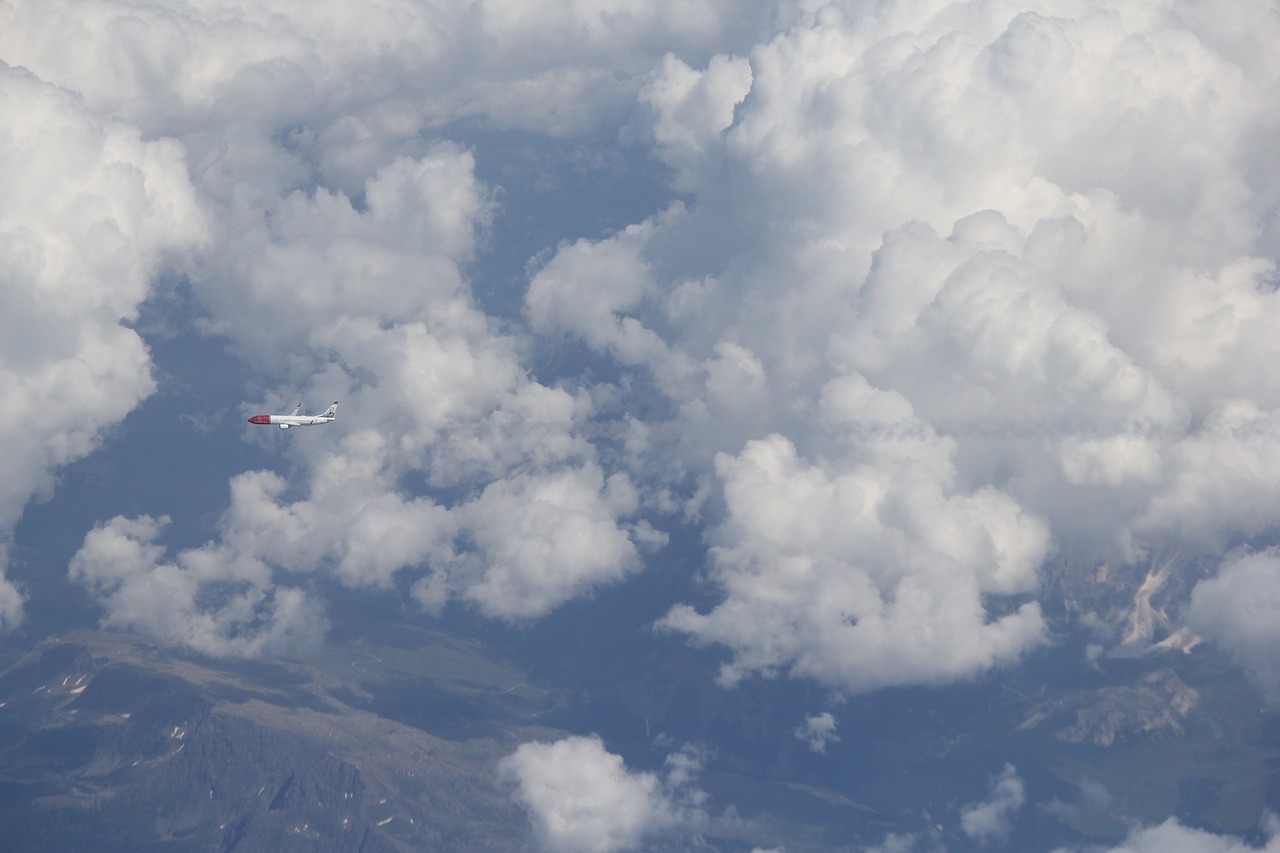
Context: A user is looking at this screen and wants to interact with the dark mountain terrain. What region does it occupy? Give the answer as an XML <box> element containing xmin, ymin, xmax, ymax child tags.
<box><xmin>0</xmin><ymin>628</ymin><xmax>546</xmax><ymax>853</ymax></box>
<box><xmin>3</xmin><ymin>558</ymin><xmax>1280</xmax><ymax>852</ymax></box>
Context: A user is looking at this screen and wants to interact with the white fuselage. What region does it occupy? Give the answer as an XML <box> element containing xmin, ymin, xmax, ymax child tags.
<box><xmin>247</xmin><ymin>402</ymin><xmax>338</xmax><ymax>429</ymax></box>
<box><xmin>265</xmin><ymin>415</ymin><xmax>332</xmax><ymax>429</ymax></box>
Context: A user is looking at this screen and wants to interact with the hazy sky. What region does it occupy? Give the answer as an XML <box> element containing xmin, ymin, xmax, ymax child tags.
<box><xmin>3</xmin><ymin>1</ymin><xmax>1280</xmax><ymax>850</ymax></box>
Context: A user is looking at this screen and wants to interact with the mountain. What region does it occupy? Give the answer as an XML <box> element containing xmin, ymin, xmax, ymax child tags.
<box><xmin>3</xmin><ymin>563</ymin><xmax>1280</xmax><ymax>853</ymax></box>
<box><xmin>0</xmin><ymin>628</ymin><xmax>546</xmax><ymax>853</ymax></box>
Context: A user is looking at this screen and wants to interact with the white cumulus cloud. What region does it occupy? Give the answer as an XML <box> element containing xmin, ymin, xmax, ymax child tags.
<box><xmin>1186</xmin><ymin>551</ymin><xmax>1280</xmax><ymax>702</ymax></box>
<box><xmin>4</xmin><ymin>0</ymin><xmax>1279</xmax><ymax>695</ymax></box>
<box><xmin>69</xmin><ymin>515</ymin><xmax>326</xmax><ymax>658</ymax></box>
<box><xmin>1053</xmin><ymin>817</ymin><xmax>1280</xmax><ymax>853</ymax></box>
<box><xmin>959</xmin><ymin>764</ymin><xmax>1026</xmax><ymax>843</ymax></box>
<box><xmin>51</xmin><ymin>108</ymin><xmax>645</xmax><ymax>652</ymax></box>
<box><xmin>0</xmin><ymin>62</ymin><xmax>205</xmax><ymax>631</ymax></box>
<box><xmin>795</xmin><ymin>711</ymin><xmax>840</xmax><ymax>753</ymax></box>
<box><xmin>498</xmin><ymin>735</ymin><xmax>706</xmax><ymax>853</ymax></box>
<box><xmin>659</xmin><ymin>431</ymin><xmax>1049</xmax><ymax>692</ymax></box>
<box><xmin>526</xmin><ymin>0</ymin><xmax>1280</xmax><ymax>694</ymax></box>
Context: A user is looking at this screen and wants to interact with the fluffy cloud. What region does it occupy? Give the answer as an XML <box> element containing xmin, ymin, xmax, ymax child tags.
<box><xmin>5</xmin><ymin>1</ymin><xmax>1279</xmax><ymax>848</ymax></box>
<box><xmin>660</xmin><ymin>432</ymin><xmax>1049</xmax><ymax>692</ymax></box>
<box><xmin>858</xmin><ymin>767</ymin><xmax>1027</xmax><ymax>851</ymax></box>
<box><xmin>69</xmin><ymin>515</ymin><xmax>325</xmax><ymax>658</ymax></box>
<box><xmin>6</xmin><ymin>0</ymin><xmax>1280</xmax><ymax>693</ymax></box>
<box><xmin>71</xmin><ymin>438</ymin><xmax>645</xmax><ymax>656</ymax></box>
<box><xmin>196</xmin><ymin>144</ymin><xmax>496</xmax><ymax>368</ymax></box>
<box><xmin>0</xmin><ymin>62</ymin><xmax>205</xmax><ymax>631</ymax></box>
<box><xmin>46</xmin><ymin>99</ymin><xmax>645</xmax><ymax>651</ymax></box>
<box><xmin>444</xmin><ymin>464</ymin><xmax>644</xmax><ymax>619</ymax></box>
<box><xmin>1186</xmin><ymin>551</ymin><xmax>1280</xmax><ymax>702</ymax></box>
<box><xmin>1053</xmin><ymin>817</ymin><xmax>1280</xmax><ymax>853</ymax></box>
<box><xmin>497</xmin><ymin>735</ymin><xmax>706</xmax><ymax>853</ymax></box>
<box><xmin>959</xmin><ymin>764</ymin><xmax>1026</xmax><ymax>843</ymax></box>
<box><xmin>525</xmin><ymin>0</ymin><xmax>1280</xmax><ymax>693</ymax></box>
<box><xmin>193</xmin><ymin>148</ymin><xmax>646</xmax><ymax>633</ymax></box>
<box><xmin>795</xmin><ymin>711</ymin><xmax>840</xmax><ymax>753</ymax></box>
<box><xmin>861</xmin><ymin>835</ymin><xmax>925</xmax><ymax>853</ymax></box>
<box><xmin>0</xmin><ymin>0</ymin><xmax>789</xmax><ymax>150</ymax></box>
<box><xmin>13</xmin><ymin>3</ymin><xmax>723</xmax><ymax>653</ymax></box>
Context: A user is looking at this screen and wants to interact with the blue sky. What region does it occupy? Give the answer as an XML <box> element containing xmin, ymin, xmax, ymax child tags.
<box><xmin>3</xmin><ymin>1</ymin><xmax>1280</xmax><ymax>850</ymax></box>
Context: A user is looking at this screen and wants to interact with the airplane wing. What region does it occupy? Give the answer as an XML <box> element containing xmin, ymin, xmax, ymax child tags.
<box><xmin>290</xmin><ymin>403</ymin><xmax>302</xmax><ymax>416</ymax></box>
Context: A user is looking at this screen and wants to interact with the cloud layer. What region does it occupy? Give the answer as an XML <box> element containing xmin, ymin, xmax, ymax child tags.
<box><xmin>3</xmin><ymin>4</ymin><xmax>1280</xmax><ymax>852</ymax></box>
<box><xmin>0</xmin><ymin>61</ymin><xmax>205</xmax><ymax>629</ymax></box>
<box><xmin>0</xmin><ymin>0</ymin><xmax>1276</xmax><ymax>709</ymax></box>
<box><xmin>0</xmin><ymin>0</ymin><xmax>793</xmax><ymax>655</ymax></box>
<box><xmin>527</xmin><ymin>0</ymin><xmax>1280</xmax><ymax>692</ymax></box>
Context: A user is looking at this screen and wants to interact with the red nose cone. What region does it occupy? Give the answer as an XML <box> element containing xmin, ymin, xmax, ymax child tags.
<box><xmin>248</xmin><ymin>415</ymin><xmax>271</xmax><ymax>425</ymax></box>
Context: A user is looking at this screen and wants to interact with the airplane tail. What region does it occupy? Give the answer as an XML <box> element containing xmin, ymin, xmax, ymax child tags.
<box><xmin>320</xmin><ymin>401</ymin><xmax>339</xmax><ymax>419</ymax></box>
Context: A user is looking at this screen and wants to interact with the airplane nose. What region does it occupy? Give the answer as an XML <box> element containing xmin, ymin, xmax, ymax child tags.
<box><xmin>248</xmin><ymin>415</ymin><xmax>270</xmax><ymax>425</ymax></box>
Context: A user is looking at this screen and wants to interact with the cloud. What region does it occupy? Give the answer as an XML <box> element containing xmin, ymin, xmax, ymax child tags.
<box><xmin>795</xmin><ymin>711</ymin><xmax>840</xmax><ymax>753</ymax></box>
<box><xmin>659</xmin><ymin>431</ymin><xmax>1049</xmax><ymax>693</ymax></box>
<box><xmin>70</xmin><ymin>439</ymin><xmax>644</xmax><ymax>655</ymax></box>
<box><xmin>638</xmin><ymin>51</ymin><xmax>753</xmax><ymax>187</ymax></box>
<box><xmin>129</xmin><ymin>77</ymin><xmax>652</xmax><ymax>650</ymax></box>
<box><xmin>0</xmin><ymin>62</ymin><xmax>205</xmax><ymax>631</ymax></box>
<box><xmin>196</xmin><ymin>144</ymin><xmax>496</xmax><ymax>367</ymax></box>
<box><xmin>5</xmin><ymin>0</ymin><xmax>1278</xmax><ymax>694</ymax></box>
<box><xmin>861</xmin><ymin>835</ymin><xmax>927</xmax><ymax>853</ymax></box>
<box><xmin>0</xmin><ymin>0</ymin><xmax>789</xmax><ymax>148</ymax></box>
<box><xmin>444</xmin><ymin>464</ymin><xmax>643</xmax><ymax>619</ymax></box>
<box><xmin>526</xmin><ymin>0</ymin><xmax>1280</xmax><ymax>693</ymax></box>
<box><xmin>4</xmin><ymin>0</ymin><xmax>1278</xmax><ymax>846</ymax></box>
<box><xmin>57</xmin><ymin>119</ymin><xmax>644</xmax><ymax>651</ymax></box>
<box><xmin>959</xmin><ymin>764</ymin><xmax>1026</xmax><ymax>843</ymax></box>
<box><xmin>497</xmin><ymin>735</ymin><xmax>706</xmax><ymax>853</ymax></box>
<box><xmin>69</xmin><ymin>515</ymin><xmax>326</xmax><ymax>658</ymax></box>
<box><xmin>1186</xmin><ymin>551</ymin><xmax>1280</xmax><ymax>702</ymax></box>
<box><xmin>1053</xmin><ymin>817</ymin><xmax>1280</xmax><ymax>853</ymax></box>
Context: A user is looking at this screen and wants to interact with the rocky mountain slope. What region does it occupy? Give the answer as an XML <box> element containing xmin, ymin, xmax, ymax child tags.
<box><xmin>0</xmin><ymin>630</ymin><xmax>546</xmax><ymax>853</ymax></box>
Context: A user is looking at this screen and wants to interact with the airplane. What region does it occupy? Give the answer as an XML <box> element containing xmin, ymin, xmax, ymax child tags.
<box><xmin>247</xmin><ymin>401</ymin><xmax>338</xmax><ymax>429</ymax></box>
